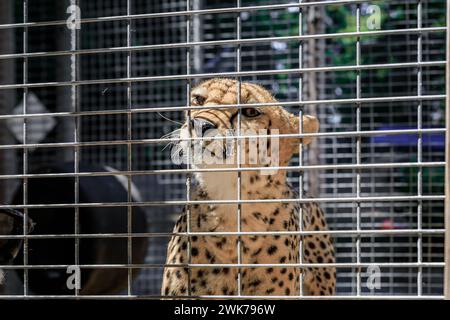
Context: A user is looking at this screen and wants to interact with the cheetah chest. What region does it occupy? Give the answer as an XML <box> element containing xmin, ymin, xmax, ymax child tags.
<box><xmin>164</xmin><ymin>200</ymin><xmax>302</xmax><ymax>296</ymax></box>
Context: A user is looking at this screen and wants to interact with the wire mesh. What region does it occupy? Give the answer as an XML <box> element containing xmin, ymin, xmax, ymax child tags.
<box><xmin>0</xmin><ymin>0</ymin><xmax>447</xmax><ymax>299</ymax></box>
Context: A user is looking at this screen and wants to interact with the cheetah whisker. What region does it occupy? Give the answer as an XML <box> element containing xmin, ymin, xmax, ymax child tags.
<box><xmin>161</xmin><ymin>129</ymin><xmax>182</xmax><ymax>151</ymax></box>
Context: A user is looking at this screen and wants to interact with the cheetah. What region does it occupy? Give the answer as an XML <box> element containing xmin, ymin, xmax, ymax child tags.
<box><xmin>162</xmin><ymin>78</ymin><xmax>336</xmax><ymax>297</ymax></box>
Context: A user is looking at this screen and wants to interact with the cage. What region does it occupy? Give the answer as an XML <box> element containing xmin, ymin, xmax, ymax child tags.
<box><xmin>0</xmin><ymin>0</ymin><xmax>448</xmax><ymax>299</ymax></box>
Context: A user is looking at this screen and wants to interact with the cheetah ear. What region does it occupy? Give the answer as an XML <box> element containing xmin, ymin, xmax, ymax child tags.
<box><xmin>289</xmin><ymin>114</ymin><xmax>319</xmax><ymax>146</ymax></box>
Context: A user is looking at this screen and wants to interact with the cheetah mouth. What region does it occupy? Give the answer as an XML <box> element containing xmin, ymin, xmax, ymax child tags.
<box><xmin>187</xmin><ymin>143</ymin><xmax>231</xmax><ymax>164</ymax></box>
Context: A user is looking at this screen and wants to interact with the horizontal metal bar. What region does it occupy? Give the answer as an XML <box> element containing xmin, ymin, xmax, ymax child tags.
<box><xmin>0</xmin><ymin>61</ymin><xmax>445</xmax><ymax>91</ymax></box>
<box><xmin>0</xmin><ymin>162</ymin><xmax>444</xmax><ymax>181</ymax></box>
<box><xmin>0</xmin><ymin>128</ymin><xmax>445</xmax><ymax>151</ymax></box>
<box><xmin>0</xmin><ymin>295</ymin><xmax>444</xmax><ymax>300</ymax></box>
<box><xmin>0</xmin><ymin>228</ymin><xmax>445</xmax><ymax>240</ymax></box>
<box><xmin>0</xmin><ymin>95</ymin><xmax>445</xmax><ymax>121</ymax></box>
<box><xmin>0</xmin><ymin>27</ymin><xmax>445</xmax><ymax>61</ymax></box>
<box><xmin>0</xmin><ymin>196</ymin><xmax>445</xmax><ymax>210</ymax></box>
<box><xmin>0</xmin><ymin>0</ymin><xmax>368</xmax><ymax>30</ymax></box>
<box><xmin>1</xmin><ymin>228</ymin><xmax>445</xmax><ymax>238</ymax></box>
<box><xmin>0</xmin><ymin>262</ymin><xmax>444</xmax><ymax>269</ymax></box>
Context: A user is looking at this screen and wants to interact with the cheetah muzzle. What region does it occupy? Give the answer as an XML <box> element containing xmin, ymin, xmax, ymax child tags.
<box><xmin>162</xmin><ymin>78</ymin><xmax>336</xmax><ymax>297</ymax></box>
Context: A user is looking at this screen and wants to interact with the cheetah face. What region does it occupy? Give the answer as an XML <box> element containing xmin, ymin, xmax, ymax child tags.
<box><xmin>171</xmin><ymin>78</ymin><xmax>319</xmax><ymax>170</ymax></box>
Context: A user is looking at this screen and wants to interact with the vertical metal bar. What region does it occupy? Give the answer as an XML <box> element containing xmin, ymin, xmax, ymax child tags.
<box><xmin>22</xmin><ymin>0</ymin><xmax>29</xmax><ymax>297</ymax></box>
<box><xmin>186</xmin><ymin>0</ymin><xmax>193</xmax><ymax>297</ymax></box>
<box><xmin>70</xmin><ymin>0</ymin><xmax>80</xmax><ymax>297</ymax></box>
<box><xmin>0</xmin><ymin>2</ymin><xmax>17</xmax><ymax>206</ymax></box>
<box><xmin>126</xmin><ymin>0</ymin><xmax>133</xmax><ymax>296</ymax></box>
<box><xmin>444</xmin><ymin>0</ymin><xmax>450</xmax><ymax>301</ymax></box>
<box><xmin>355</xmin><ymin>3</ymin><xmax>362</xmax><ymax>296</ymax></box>
<box><xmin>416</xmin><ymin>0</ymin><xmax>423</xmax><ymax>297</ymax></box>
<box><xmin>236</xmin><ymin>0</ymin><xmax>242</xmax><ymax>297</ymax></box>
<box><xmin>298</xmin><ymin>0</ymin><xmax>304</xmax><ymax>297</ymax></box>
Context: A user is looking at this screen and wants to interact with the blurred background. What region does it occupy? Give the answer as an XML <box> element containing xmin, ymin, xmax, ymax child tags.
<box><xmin>0</xmin><ymin>0</ymin><xmax>446</xmax><ymax>296</ymax></box>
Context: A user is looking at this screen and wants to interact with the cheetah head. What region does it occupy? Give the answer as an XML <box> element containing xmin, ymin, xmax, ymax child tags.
<box><xmin>170</xmin><ymin>78</ymin><xmax>319</xmax><ymax>171</ymax></box>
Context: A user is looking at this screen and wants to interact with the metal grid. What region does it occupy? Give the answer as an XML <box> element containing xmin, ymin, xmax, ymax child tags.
<box><xmin>0</xmin><ymin>0</ymin><xmax>448</xmax><ymax>299</ymax></box>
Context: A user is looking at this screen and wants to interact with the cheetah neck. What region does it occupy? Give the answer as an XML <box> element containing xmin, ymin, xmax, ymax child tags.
<box><xmin>195</xmin><ymin>170</ymin><xmax>288</xmax><ymax>201</ymax></box>
<box><xmin>192</xmin><ymin>169</ymin><xmax>292</xmax><ymax>232</ymax></box>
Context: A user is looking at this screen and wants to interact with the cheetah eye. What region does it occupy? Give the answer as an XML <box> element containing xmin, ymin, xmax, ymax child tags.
<box><xmin>242</xmin><ymin>108</ymin><xmax>261</xmax><ymax>118</ymax></box>
<box><xmin>192</xmin><ymin>95</ymin><xmax>206</xmax><ymax>106</ymax></box>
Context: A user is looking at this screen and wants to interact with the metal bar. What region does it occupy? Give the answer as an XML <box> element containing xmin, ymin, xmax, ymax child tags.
<box><xmin>0</xmin><ymin>295</ymin><xmax>444</xmax><ymax>300</ymax></box>
<box><xmin>0</xmin><ymin>162</ymin><xmax>445</xmax><ymax>181</ymax></box>
<box><xmin>0</xmin><ymin>27</ymin><xmax>445</xmax><ymax>61</ymax></box>
<box><xmin>21</xmin><ymin>0</ymin><xmax>29</xmax><ymax>297</ymax></box>
<box><xmin>355</xmin><ymin>3</ymin><xmax>362</xmax><ymax>296</ymax></box>
<box><xmin>236</xmin><ymin>0</ymin><xmax>242</xmax><ymax>297</ymax></box>
<box><xmin>70</xmin><ymin>0</ymin><xmax>81</xmax><ymax>298</ymax></box>
<box><xmin>0</xmin><ymin>0</ymin><xmax>390</xmax><ymax>30</ymax></box>
<box><xmin>0</xmin><ymin>228</ymin><xmax>445</xmax><ymax>240</ymax></box>
<box><xmin>417</xmin><ymin>0</ymin><xmax>423</xmax><ymax>297</ymax></box>
<box><xmin>297</xmin><ymin>0</ymin><xmax>304</xmax><ymax>297</ymax></box>
<box><xmin>0</xmin><ymin>94</ymin><xmax>445</xmax><ymax>120</ymax></box>
<box><xmin>126</xmin><ymin>0</ymin><xmax>133</xmax><ymax>297</ymax></box>
<box><xmin>0</xmin><ymin>195</ymin><xmax>444</xmax><ymax>210</ymax></box>
<box><xmin>0</xmin><ymin>262</ymin><xmax>445</xmax><ymax>270</ymax></box>
<box><xmin>444</xmin><ymin>0</ymin><xmax>450</xmax><ymax>301</ymax></box>
<box><xmin>0</xmin><ymin>61</ymin><xmax>445</xmax><ymax>91</ymax></box>
<box><xmin>185</xmin><ymin>0</ymin><xmax>193</xmax><ymax>297</ymax></box>
<box><xmin>0</xmin><ymin>128</ymin><xmax>445</xmax><ymax>151</ymax></box>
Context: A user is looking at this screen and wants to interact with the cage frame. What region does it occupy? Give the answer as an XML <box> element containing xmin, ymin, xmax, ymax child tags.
<box><xmin>0</xmin><ymin>0</ymin><xmax>447</xmax><ymax>300</ymax></box>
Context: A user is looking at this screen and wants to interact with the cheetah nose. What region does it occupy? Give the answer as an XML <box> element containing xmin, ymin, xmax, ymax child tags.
<box><xmin>191</xmin><ymin>118</ymin><xmax>217</xmax><ymax>136</ymax></box>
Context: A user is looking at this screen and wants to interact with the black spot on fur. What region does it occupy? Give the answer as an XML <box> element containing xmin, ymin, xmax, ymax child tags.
<box><xmin>249</xmin><ymin>279</ymin><xmax>262</xmax><ymax>287</ymax></box>
<box><xmin>252</xmin><ymin>248</ymin><xmax>262</xmax><ymax>257</ymax></box>
<box><xmin>267</xmin><ymin>245</ymin><xmax>278</xmax><ymax>255</ymax></box>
